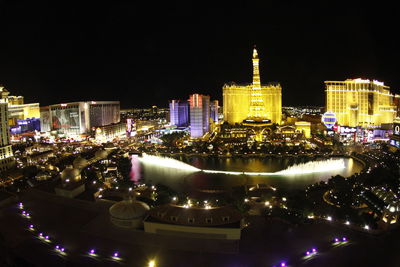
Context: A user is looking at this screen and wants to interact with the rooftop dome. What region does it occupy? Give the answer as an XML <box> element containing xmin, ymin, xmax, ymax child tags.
<box><xmin>60</xmin><ymin>165</ymin><xmax>81</xmax><ymax>182</ymax></box>
<box><xmin>109</xmin><ymin>199</ymin><xmax>150</xmax><ymax>221</ymax></box>
<box><xmin>73</xmin><ymin>156</ymin><xmax>88</xmax><ymax>169</ymax></box>
<box><xmin>95</xmin><ymin>149</ymin><xmax>108</xmax><ymax>159</ymax></box>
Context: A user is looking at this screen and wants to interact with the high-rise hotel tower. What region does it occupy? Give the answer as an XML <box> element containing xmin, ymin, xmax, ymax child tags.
<box><xmin>169</xmin><ymin>100</ymin><xmax>189</xmax><ymax>127</ymax></box>
<box><xmin>223</xmin><ymin>47</ymin><xmax>282</xmax><ymax>125</ymax></box>
<box><xmin>0</xmin><ymin>87</ymin><xmax>14</xmax><ymax>171</ymax></box>
<box><xmin>189</xmin><ymin>94</ymin><xmax>210</xmax><ymax>138</ymax></box>
<box><xmin>325</xmin><ymin>79</ymin><xmax>397</xmax><ymax>127</ymax></box>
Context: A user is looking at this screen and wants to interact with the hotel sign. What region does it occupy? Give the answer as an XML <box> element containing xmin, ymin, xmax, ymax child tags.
<box><xmin>339</xmin><ymin>126</ymin><xmax>357</xmax><ymax>134</ymax></box>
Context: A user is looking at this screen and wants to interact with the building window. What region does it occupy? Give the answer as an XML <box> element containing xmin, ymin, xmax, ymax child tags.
<box><xmin>222</xmin><ymin>216</ymin><xmax>230</xmax><ymax>222</ymax></box>
<box><xmin>170</xmin><ymin>216</ymin><xmax>178</xmax><ymax>222</ymax></box>
<box><xmin>188</xmin><ymin>218</ymin><xmax>195</xmax><ymax>223</ymax></box>
<box><xmin>205</xmin><ymin>218</ymin><xmax>213</xmax><ymax>223</ymax></box>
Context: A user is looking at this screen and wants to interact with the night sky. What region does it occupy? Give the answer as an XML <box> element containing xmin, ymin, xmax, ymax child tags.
<box><xmin>0</xmin><ymin>2</ymin><xmax>399</xmax><ymax>108</ymax></box>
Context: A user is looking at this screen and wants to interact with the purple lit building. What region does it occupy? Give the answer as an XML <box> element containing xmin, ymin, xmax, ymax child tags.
<box><xmin>210</xmin><ymin>100</ymin><xmax>219</xmax><ymax>123</ymax></box>
<box><xmin>169</xmin><ymin>100</ymin><xmax>189</xmax><ymax>127</ymax></box>
<box><xmin>10</xmin><ymin>118</ymin><xmax>40</xmax><ymax>134</ymax></box>
<box><xmin>189</xmin><ymin>94</ymin><xmax>210</xmax><ymax>138</ymax></box>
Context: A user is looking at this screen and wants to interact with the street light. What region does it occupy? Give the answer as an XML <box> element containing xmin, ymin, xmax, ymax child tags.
<box><xmin>148</xmin><ymin>259</ymin><xmax>156</xmax><ymax>267</ymax></box>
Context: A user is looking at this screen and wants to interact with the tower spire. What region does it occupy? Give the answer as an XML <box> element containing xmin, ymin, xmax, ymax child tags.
<box><xmin>252</xmin><ymin>46</ymin><xmax>260</xmax><ymax>87</ymax></box>
<box><xmin>248</xmin><ymin>46</ymin><xmax>265</xmax><ymax>118</ymax></box>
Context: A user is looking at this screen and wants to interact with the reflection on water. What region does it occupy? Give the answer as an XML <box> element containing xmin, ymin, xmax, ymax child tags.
<box><xmin>137</xmin><ymin>155</ymin><xmax>364</xmax><ymax>192</ymax></box>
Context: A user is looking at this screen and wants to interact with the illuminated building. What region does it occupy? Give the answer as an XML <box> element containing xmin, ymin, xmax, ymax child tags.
<box><xmin>151</xmin><ymin>105</ymin><xmax>158</xmax><ymax>114</ymax></box>
<box><xmin>10</xmin><ymin>118</ymin><xmax>41</xmax><ymax>135</ymax></box>
<box><xmin>189</xmin><ymin>94</ymin><xmax>210</xmax><ymax>138</ymax></box>
<box><xmin>283</xmin><ymin>106</ymin><xmax>323</xmax><ymax>117</ymax></box>
<box><xmin>223</xmin><ymin>47</ymin><xmax>282</xmax><ymax>125</ymax></box>
<box><xmin>210</xmin><ymin>100</ymin><xmax>219</xmax><ymax>123</ymax></box>
<box><xmin>95</xmin><ymin>122</ymin><xmax>126</xmax><ymax>142</ymax></box>
<box><xmin>361</xmin><ymin>187</ymin><xmax>400</xmax><ymax>229</ymax></box>
<box><xmin>27</xmin><ymin>150</ymin><xmax>54</xmax><ymax>166</ymax></box>
<box><xmin>295</xmin><ymin>121</ymin><xmax>311</xmax><ymax>138</ymax></box>
<box><xmin>6</xmin><ymin>95</ymin><xmax>24</xmax><ymax>105</ymax></box>
<box><xmin>126</xmin><ymin>118</ymin><xmax>136</xmax><ymax>137</ymax></box>
<box><xmin>0</xmin><ymin>98</ymin><xmax>14</xmax><ymax>171</ymax></box>
<box><xmin>40</xmin><ymin>101</ymin><xmax>120</xmax><ymax>137</ymax></box>
<box><xmin>219</xmin><ymin>124</ymin><xmax>249</xmax><ymax>144</ymax></box>
<box><xmin>7</xmin><ymin>103</ymin><xmax>40</xmax><ymax>121</ymax></box>
<box><xmin>169</xmin><ymin>100</ymin><xmax>189</xmax><ymax>127</ymax></box>
<box><xmin>389</xmin><ymin>118</ymin><xmax>400</xmax><ymax>150</ymax></box>
<box><xmin>0</xmin><ymin>85</ymin><xmax>40</xmax><ymax>133</ymax></box>
<box><xmin>325</xmin><ymin>79</ymin><xmax>397</xmax><ymax>127</ymax></box>
<box><xmin>395</xmin><ymin>95</ymin><xmax>400</xmax><ymax>118</ymax></box>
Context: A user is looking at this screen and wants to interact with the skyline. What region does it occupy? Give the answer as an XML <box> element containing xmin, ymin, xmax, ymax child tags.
<box><xmin>0</xmin><ymin>2</ymin><xmax>399</xmax><ymax>108</ymax></box>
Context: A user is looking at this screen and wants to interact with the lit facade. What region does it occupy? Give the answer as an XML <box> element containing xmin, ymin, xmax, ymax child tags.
<box><xmin>169</xmin><ymin>100</ymin><xmax>189</xmax><ymax>127</ymax></box>
<box><xmin>390</xmin><ymin>118</ymin><xmax>400</xmax><ymax>150</ymax></box>
<box><xmin>295</xmin><ymin>121</ymin><xmax>311</xmax><ymax>138</ymax></box>
<box><xmin>0</xmin><ymin>100</ymin><xmax>14</xmax><ymax>171</ymax></box>
<box><xmin>0</xmin><ymin>86</ymin><xmax>40</xmax><ymax>133</ymax></box>
<box><xmin>7</xmin><ymin>103</ymin><xmax>40</xmax><ymax>122</ymax></box>
<box><xmin>223</xmin><ymin>48</ymin><xmax>282</xmax><ymax>125</ymax></box>
<box><xmin>10</xmin><ymin>118</ymin><xmax>40</xmax><ymax>134</ymax></box>
<box><xmin>325</xmin><ymin>79</ymin><xmax>397</xmax><ymax>127</ymax></box>
<box><xmin>40</xmin><ymin>101</ymin><xmax>120</xmax><ymax>136</ymax></box>
<box><xmin>7</xmin><ymin>96</ymin><xmax>24</xmax><ymax>105</ymax></box>
<box><xmin>210</xmin><ymin>100</ymin><xmax>219</xmax><ymax>123</ymax></box>
<box><xmin>95</xmin><ymin>122</ymin><xmax>126</xmax><ymax>142</ymax></box>
<box><xmin>189</xmin><ymin>94</ymin><xmax>210</xmax><ymax>138</ymax></box>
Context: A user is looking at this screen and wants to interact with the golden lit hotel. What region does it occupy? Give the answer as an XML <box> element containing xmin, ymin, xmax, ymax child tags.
<box><xmin>223</xmin><ymin>48</ymin><xmax>282</xmax><ymax>125</ymax></box>
<box><xmin>325</xmin><ymin>79</ymin><xmax>397</xmax><ymax>127</ymax></box>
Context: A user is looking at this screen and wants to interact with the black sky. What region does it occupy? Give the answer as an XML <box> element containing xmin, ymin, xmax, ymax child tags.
<box><xmin>0</xmin><ymin>2</ymin><xmax>399</xmax><ymax>108</ymax></box>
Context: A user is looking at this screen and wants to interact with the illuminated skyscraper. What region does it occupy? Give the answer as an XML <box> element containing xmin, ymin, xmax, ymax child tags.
<box><xmin>169</xmin><ymin>100</ymin><xmax>189</xmax><ymax>127</ymax></box>
<box><xmin>0</xmin><ymin>87</ymin><xmax>14</xmax><ymax>171</ymax></box>
<box><xmin>210</xmin><ymin>100</ymin><xmax>219</xmax><ymax>123</ymax></box>
<box><xmin>325</xmin><ymin>79</ymin><xmax>397</xmax><ymax>127</ymax></box>
<box><xmin>0</xmin><ymin>85</ymin><xmax>40</xmax><ymax>134</ymax></box>
<box><xmin>189</xmin><ymin>94</ymin><xmax>210</xmax><ymax>138</ymax></box>
<box><xmin>223</xmin><ymin>47</ymin><xmax>282</xmax><ymax>125</ymax></box>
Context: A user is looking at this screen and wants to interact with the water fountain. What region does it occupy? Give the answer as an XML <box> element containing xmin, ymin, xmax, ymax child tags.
<box><xmin>138</xmin><ymin>155</ymin><xmax>346</xmax><ymax>176</ymax></box>
<box><xmin>134</xmin><ymin>154</ymin><xmax>360</xmax><ymax>191</ymax></box>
